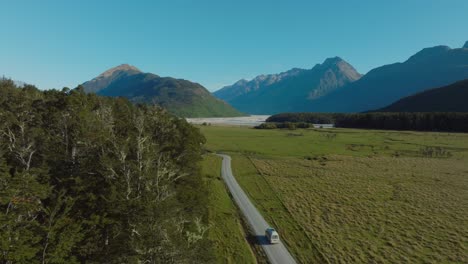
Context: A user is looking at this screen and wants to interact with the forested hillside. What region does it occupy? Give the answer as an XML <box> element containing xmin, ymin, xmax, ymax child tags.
<box><xmin>377</xmin><ymin>79</ymin><xmax>468</xmax><ymax>112</ymax></box>
<box><xmin>82</xmin><ymin>64</ymin><xmax>243</xmax><ymax>118</ymax></box>
<box><xmin>0</xmin><ymin>79</ymin><xmax>213</xmax><ymax>263</ymax></box>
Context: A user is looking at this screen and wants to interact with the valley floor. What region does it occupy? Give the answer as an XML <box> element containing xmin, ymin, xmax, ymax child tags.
<box><xmin>201</xmin><ymin>126</ymin><xmax>468</xmax><ymax>263</ymax></box>
<box><xmin>187</xmin><ymin>115</ymin><xmax>270</xmax><ymax>127</ymax></box>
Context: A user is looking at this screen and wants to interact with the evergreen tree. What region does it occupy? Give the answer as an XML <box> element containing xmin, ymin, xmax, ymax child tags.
<box><xmin>0</xmin><ymin>79</ymin><xmax>214</xmax><ymax>263</ymax></box>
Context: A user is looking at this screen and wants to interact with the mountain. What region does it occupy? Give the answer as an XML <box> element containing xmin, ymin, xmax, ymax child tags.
<box><xmin>82</xmin><ymin>64</ymin><xmax>243</xmax><ymax>117</ymax></box>
<box><xmin>214</xmin><ymin>68</ymin><xmax>305</xmax><ymax>102</ymax></box>
<box><xmin>82</xmin><ymin>64</ymin><xmax>141</xmax><ymax>94</ymax></box>
<box><xmin>214</xmin><ymin>57</ymin><xmax>361</xmax><ymax>114</ymax></box>
<box><xmin>308</xmin><ymin>42</ymin><xmax>468</xmax><ymax>112</ymax></box>
<box><xmin>376</xmin><ymin>79</ymin><xmax>468</xmax><ymax>112</ymax></box>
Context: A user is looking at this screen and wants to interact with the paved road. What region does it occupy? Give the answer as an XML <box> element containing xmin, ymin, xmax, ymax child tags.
<box><xmin>217</xmin><ymin>154</ymin><xmax>297</xmax><ymax>264</ymax></box>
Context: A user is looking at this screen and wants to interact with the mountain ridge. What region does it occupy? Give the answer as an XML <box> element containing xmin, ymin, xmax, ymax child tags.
<box><xmin>82</xmin><ymin>65</ymin><xmax>243</xmax><ymax>117</ymax></box>
<box><xmin>214</xmin><ymin>57</ymin><xmax>361</xmax><ymax>114</ymax></box>
<box><xmin>98</xmin><ymin>64</ymin><xmax>142</xmax><ymax>78</ymax></box>
<box><xmin>215</xmin><ymin>67</ymin><xmax>306</xmax><ymax>102</ymax></box>
<box><xmin>376</xmin><ymin>79</ymin><xmax>468</xmax><ymax>112</ymax></box>
<box><xmin>307</xmin><ymin>43</ymin><xmax>468</xmax><ymax>113</ymax></box>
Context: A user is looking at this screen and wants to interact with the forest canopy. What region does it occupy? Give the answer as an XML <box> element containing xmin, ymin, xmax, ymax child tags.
<box><xmin>0</xmin><ymin>79</ymin><xmax>213</xmax><ymax>263</ymax></box>
<box><xmin>265</xmin><ymin>112</ymin><xmax>468</xmax><ymax>132</ymax></box>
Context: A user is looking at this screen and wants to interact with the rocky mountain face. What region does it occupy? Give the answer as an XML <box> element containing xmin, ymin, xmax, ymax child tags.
<box><xmin>214</xmin><ymin>57</ymin><xmax>361</xmax><ymax>114</ymax></box>
<box><xmin>82</xmin><ymin>64</ymin><xmax>243</xmax><ymax>117</ymax></box>
<box><xmin>308</xmin><ymin>43</ymin><xmax>468</xmax><ymax>112</ymax></box>
<box><xmin>214</xmin><ymin>68</ymin><xmax>305</xmax><ymax>102</ymax></box>
<box><xmin>215</xmin><ymin>41</ymin><xmax>468</xmax><ymax>114</ymax></box>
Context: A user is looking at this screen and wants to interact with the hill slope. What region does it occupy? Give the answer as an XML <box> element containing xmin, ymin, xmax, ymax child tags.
<box><xmin>214</xmin><ymin>57</ymin><xmax>361</xmax><ymax>114</ymax></box>
<box><xmin>309</xmin><ymin>42</ymin><xmax>468</xmax><ymax>112</ymax></box>
<box><xmin>376</xmin><ymin>79</ymin><xmax>468</xmax><ymax>112</ymax></box>
<box><xmin>82</xmin><ymin>64</ymin><xmax>243</xmax><ymax>117</ymax></box>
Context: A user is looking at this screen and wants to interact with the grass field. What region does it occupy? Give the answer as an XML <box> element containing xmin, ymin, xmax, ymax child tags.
<box><xmin>201</xmin><ymin>155</ymin><xmax>256</xmax><ymax>264</ymax></box>
<box><xmin>200</xmin><ymin>126</ymin><xmax>468</xmax><ymax>263</ymax></box>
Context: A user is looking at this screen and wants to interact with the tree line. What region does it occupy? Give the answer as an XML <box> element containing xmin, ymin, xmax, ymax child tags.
<box><xmin>266</xmin><ymin>113</ymin><xmax>335</xmax><ymax>124</ymax></box>
<box><xmin>0</xmin><ymin>79</ymin><xmax>214</xmax><ymax>263</ymax></box>
<box><xmin>264</xmin><ymin>112</ymin><xmax>468</xmax><ymax>132</ymax></box>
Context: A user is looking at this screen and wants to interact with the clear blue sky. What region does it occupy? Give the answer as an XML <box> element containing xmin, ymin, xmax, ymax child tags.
<box><xmin>1</xmin><ymin>0</ymin><xmax>467</xmax><ymax>91</ymax></box>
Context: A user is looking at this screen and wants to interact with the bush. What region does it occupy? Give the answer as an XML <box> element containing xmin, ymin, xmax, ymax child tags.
<box><xmin>297</xmin><ymin>122</ymin><xmax>311</xmax><ymax>128</ymax></box>
<box><xmin>266</xmin><ymin>112</ymin><xmax>335</xmax><ymax>123</ymax></box>
<box><xmin>419</xmin><ymin>146</ymin><xmax>452</xmax><ymax>158</ymax></box>
<box><xmin>254</xmin><ymin>123</ymin><xmax>277</xmax><ymax>129</ymax></box>
<box><xmin>284</xmin><ymin>122</ymin><xmax>297</xmax><ymax>130</ymax></box>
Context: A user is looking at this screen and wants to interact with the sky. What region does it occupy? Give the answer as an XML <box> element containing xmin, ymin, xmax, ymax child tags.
<box><xmin>1</xmin><ymin>0</ymin><xmax>467</xmax><ymax>91</ymax></box>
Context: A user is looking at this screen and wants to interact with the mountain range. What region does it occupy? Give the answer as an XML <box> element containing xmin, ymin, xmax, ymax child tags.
<box><xmin>82</xmin><ymin>64</ymin><xmax>243</xmax><ymax>117</ymax></box>
<box><xmin>308</xmin><ymin>44</ymin><xmax>468</xmax><ymax>112</ymax></box>
<box><xmin>376</xmin><ymin>79</ymin><xmax>468</xmax><ymax>112</ymax></box>
<box><xmin>214</xmin><ymin>57</ymin><xmax>361</xmax><ymax>114</ymax></box>
<box><xmin>215</xmin><ymin>41</ymin><xmax>468</xmax><ymax>114</ymax></box>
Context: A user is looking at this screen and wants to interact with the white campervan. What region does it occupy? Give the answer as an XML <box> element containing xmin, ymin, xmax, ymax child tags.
<box><xmin>265</xmin><ymin>227</ymin><xmax>280</xmax><ymax>244</ymax></box>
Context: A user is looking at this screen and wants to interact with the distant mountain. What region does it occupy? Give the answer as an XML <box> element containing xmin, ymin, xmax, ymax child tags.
<box><xmin>82</xmin><ymin>64</ymin><xmax>141</xmax><ymax>94</ymax></box>
<box><xmin>82</xmin><ymin>64</ymin><xmax>243</xmax><ymax>117</ymax></box>
<box><xmin>376</xmin><ymin>79</ymin><xmax>468</xmax><ymax>112</ymax></box>
<box><xmin>214</xmin><ymin>57</ymin><xmax>361</xmax><ymax>114</ymax></box>
<box><xmin>308</xmin><ymin>42</ymin><xmax>468</xmax><ymax>112</ymax></box>
<box><xmin>214</xmin><ymin>68</ymin><xmax>305</xmax><ymax>102</ymax></box>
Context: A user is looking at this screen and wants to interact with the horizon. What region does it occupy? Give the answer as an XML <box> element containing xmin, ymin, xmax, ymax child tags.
<box><xmin>1</xmin><ymin>0</ymin><xmax>467</xmax><ymax>91</ymax></box>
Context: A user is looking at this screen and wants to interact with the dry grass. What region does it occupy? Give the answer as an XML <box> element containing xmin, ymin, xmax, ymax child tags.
<box><xmin>252</xmin><ymin>156</ymin><xmax>468</xmax><ymax>263</ymax></box>
<box><xmin>200</xmin><ymin>126</ymin><xmax>468</xmax><ymax>263</ymax></box>
<box><xmin>201</xmin><ymin>155</ymin><xmax>256</xmax><ymax>264</ymax></box>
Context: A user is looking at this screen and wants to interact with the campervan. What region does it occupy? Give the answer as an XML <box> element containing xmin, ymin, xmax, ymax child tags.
<box><xmin>265</xmin><ymin>227</ymin><xmax>280</xmax><ymax>244</ymax></box>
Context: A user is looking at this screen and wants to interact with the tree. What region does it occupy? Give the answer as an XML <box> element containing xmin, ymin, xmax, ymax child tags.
<box><xmin>0</xmin><ymin>79</ymin><xmax>214</xmax><ymax>263</ymax></box>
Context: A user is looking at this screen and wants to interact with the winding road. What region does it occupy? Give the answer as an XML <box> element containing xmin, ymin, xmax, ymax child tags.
<box><xmin>217</xmin><ymin>154</ymin><xmax>297</xmax><ymax>264</ymax></box>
